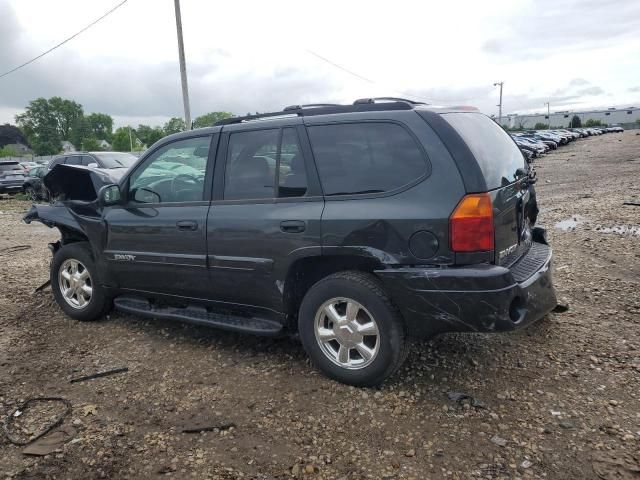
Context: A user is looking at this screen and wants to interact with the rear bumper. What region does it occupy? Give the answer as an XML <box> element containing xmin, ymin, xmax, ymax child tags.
<box><xmin>376</xmin><ymin>241</ymin><xmax>556</xmax><ymax>337</ymax></box>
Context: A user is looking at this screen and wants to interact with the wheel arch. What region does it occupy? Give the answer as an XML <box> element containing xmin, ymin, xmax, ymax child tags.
<box><xmin>282</xmin><ymin>254</ymin><xmax>385</xmax><ymax>326</ymax></box>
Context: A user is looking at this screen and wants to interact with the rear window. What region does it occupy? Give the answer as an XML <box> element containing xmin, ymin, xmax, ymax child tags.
<box><xmin>442</xmin><ymin>113</ymin><xmax>526</xmax><ymax>190</ymax></box>
<box><xmin>307</xmin><ymin>122</ymin><xmax>427</xmax><ymax>196</ymax></box>
<box><xmin>0</xmin><ymin>162</ymin><xmax>20</xmax><ymax>172</ymax></box>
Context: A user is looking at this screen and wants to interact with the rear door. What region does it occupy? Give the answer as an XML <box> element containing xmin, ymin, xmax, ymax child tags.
<box><xmin>440</xmin><ymin>112</ymin><xmax>532</xmax><ymax>266</ymax></box>
<box><xmin>206</xmin><ymin>120</ymin><xmax>323</xmax><ymax>312</ymax></box>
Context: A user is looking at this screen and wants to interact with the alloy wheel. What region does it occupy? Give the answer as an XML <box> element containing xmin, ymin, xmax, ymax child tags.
<box><xmin>314</xmin><ymin>297</ymin><xmax>380</xmax><ymax>370</ymax></box>
<box><xmin>58</xmin><ymin>259</ymin><xmax>93</xmax><ymax>309</ymax></box>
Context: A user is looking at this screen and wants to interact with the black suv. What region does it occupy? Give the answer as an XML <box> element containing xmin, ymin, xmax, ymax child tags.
<box><xmin>25</xmin><ymin>99</ymin><xmax>557</xmax><ymax>386</ymax></box>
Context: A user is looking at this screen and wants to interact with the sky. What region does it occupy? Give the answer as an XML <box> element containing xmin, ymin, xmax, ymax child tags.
<box><xmin>1</xmin><ymin>0</ymin><xmax>639</xmax><ymax>128</ymax></box>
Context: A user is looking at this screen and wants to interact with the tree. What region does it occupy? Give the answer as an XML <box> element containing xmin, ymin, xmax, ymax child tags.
<box><xmin>585</xmin><ymin>119</ymin><xmax>603</xmax><ymax>127</ymax></box>
<box><xmin>112</xmin><ymin>126</ymin><xmax>134</xmax><ymax>151</ymax></box>
<box><xmin>534</xmin><ymin>122</ymin><xmax>548</xmax><ymax>130</ymax></box>
<box><xmin>83</xmin><ymin>137</ymin><xmax>103</xmax><ymax>151</ymax></box>
<box><xmin>15</xmin><ymin>97</ymin><xmax>84</xmax><ymax>155</ymax></box>
<box><xmin>192</xmin><ymin>111</ymin><xmax>234</xmax><ymax>129</ymax></box>
<box><xmin>570</xmin><ymin>115</ymin><xmax>582</xmax><ymax>128</ymax></box>
<box><xmin>136</xmin><ymin>124</ymin><xmax>164</xmax><ymax>147</ymax></box>
<box><xmin>0</xmin><ymin>124</ymin><xmax>29</xmax><ymax>148</ymax></box>
<box><xmin>86</xmin><ymin>113</ymin><xmax>114</xmax><ymax>141</ymax></box>
<box><xmin>163</xmin><ymin>117</ymin><xmax>186</xmax><ymax>136</ymax></box>
<box><xmin>0</xmin><ymin>145</ymin><xmax>20</xmax><ymax>157</ymax></box>
<box><xmin>636</xmin><ymin>118</ymin><xmax>640</xmax><ymax>125</ymax></box>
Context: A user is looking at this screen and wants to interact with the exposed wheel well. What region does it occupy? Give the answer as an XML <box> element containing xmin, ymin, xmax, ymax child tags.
<box><xmin>283</xmin><ymin>255</ymin><xmax>382</xmax><ymax>326</ymax></box>
<box><xmin>54</xmin><ymin>227</ymin><xmax>89</xmax><ymax>251</ymax></box>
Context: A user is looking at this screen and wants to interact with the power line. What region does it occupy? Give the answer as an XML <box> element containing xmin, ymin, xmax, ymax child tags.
<box><xmin>0</xmin><ymin>0</ymin><xmax>129</xmax><ymax>80</ymax></box>
<box><xmin>305</xmin><ymin>49</ymin><xmax>435</xmax><ymax>104</ymax></box>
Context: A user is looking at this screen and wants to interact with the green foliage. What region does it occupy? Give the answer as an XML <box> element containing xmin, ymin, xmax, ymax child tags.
<box><xmin>112</xmin><ymin>127</ymin><xmax>134</xmax><ymax>151</ymax></box>
<box><xmin>135</xmin><ymin>124</ymin><xmax>164</xmax><ymax>147</ymax></box>
<box><xmin>0</xmin><ymin>124</ymin><xmax>29</xmax><ymax>148</ymax></box>
<box><xmin>86</xmin><ymin>113</ymin><xmax>114</xmax><ymax>142</ymax></box>
<box><xmin>163</xmin><ymin>117</ymin><xmax>186</xmax><ymax>136</ymax></box>
<box><xmin>192</xmin><ymin>112</ymin><xmax>234</xmax><ymax>129</ymax></box>
<box><xmin>0</xmin><ymin>145</ymin><xmax>20</xmax><ymax>157</ymax></box>
<box><xmin>585</xmin><ymin>119</ymin><xmax>603</xmax><ymax>127</ymax></box>
<box><xmin>570</xmin><ymin>115</ymin><xmax>582</xmax><ymax>128</ymax></box>
<box><xmin>16</xmin><ymin>97</ymin><xmax>84</xmax><ymax>155</ymax></box>
<box><xmin>82</xmin><ymin>137</ymin><xmax>103</xmax><ymax>151</ymax></box>
<box><xmin>534</xmin><ymin>122</ymin><xmax>548</xmax><ymax>130</ymax></box>
<box><xmin>636</xmin><ymin>118</ymin><xmax>640</xmax><ymax>125</ymax></box>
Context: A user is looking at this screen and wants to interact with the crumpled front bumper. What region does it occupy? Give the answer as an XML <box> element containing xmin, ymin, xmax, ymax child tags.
<box><xmin>376</xmin><ymin>241</ymin><xmax>557</xmax><ymax>338</ymax></box>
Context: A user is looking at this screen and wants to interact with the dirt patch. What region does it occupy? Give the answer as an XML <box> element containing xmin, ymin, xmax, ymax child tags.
<box><xmin>1</xmin><ymin>132</ymin><xmax>639</xmax><ymax>479</ymax></box>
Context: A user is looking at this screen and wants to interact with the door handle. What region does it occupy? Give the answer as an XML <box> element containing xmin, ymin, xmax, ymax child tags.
<box><xmin>280</xmin><ymin>220</ymin><xmax>306</xmax><ymax>233</ymax></box>
<box><xmin>176</xmin><ymin>220</ymin><xmax>198</xmax><ymax>231</ymax></box>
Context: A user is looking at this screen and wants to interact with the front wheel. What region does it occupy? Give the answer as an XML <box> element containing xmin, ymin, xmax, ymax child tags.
<box><xmin>51</xmin><ymin>242</ymin><xmax>111</xmax><ymax>321</ymax></box>
<box><xmin>298</xmin><ymin>271</ymin><xmax>409</xmax><ymax>387</ymax></box>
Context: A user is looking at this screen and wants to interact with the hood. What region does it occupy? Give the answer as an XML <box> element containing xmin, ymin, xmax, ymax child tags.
<box><xmin>44</xmin><ymin>164</ymin><xmax>121</xmax><ymax>201</ymax></box>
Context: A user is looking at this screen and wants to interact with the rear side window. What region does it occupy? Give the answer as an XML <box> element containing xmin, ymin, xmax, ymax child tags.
<box><xmin>307</xmin><ymin>122</ymin><xmax>427</xmax><ymax>196</ymax></box>
<box><xmin>66</xmin><ymin>156</ymin><xmax>81</xmax><ymax>165</ymax></box>
<box><xmin>442</xmin><ymin>113</ymin><xmax>526</xmax><ymax>190</ymax></box>
<box><xmin>0</xmin><ymin>163</ymin><xmax>20</xmax><ymax>172</ymax></box>
<box><xmin>49</xmin><ymin>157</ymin><xmax>66</xmax><ymax>169</ymax></box>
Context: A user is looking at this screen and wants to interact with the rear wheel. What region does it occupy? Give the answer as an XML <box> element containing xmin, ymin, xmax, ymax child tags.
<box><xmin>51</xmin><ymin>242</ymin><xmax>111</xmax><ymax>321</ymax></box>
<box><xmin>298</xmin><ymin>271</ymin><xmax>409</xmax><ymax>387</ymax></box>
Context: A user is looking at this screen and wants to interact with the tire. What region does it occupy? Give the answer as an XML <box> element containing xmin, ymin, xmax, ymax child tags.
<box><xmin>298</xmin><ymin>271</ymin><xmax>409</xmax><ymax>387</ymax></box>
<box><xmin>51</xmin><ymin>242</ymin><xmax>111</xmax><ymax>322</ymax></box>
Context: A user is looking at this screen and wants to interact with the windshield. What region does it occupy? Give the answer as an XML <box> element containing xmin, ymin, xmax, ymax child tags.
<box><xmin>94</xmin><ymin>153</ymin><xmax>138</xmax><ymax>169</ymax></box>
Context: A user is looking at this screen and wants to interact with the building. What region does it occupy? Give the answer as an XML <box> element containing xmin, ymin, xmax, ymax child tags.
<box><xmin>505</xmin><ymin>107</ymin><xmax>640</xmax><ymax>129</ymax></box>
<box><xmin>98</xmin><ymin>139</ymin><xmax>112</xmax><ymax>150</ymax></box>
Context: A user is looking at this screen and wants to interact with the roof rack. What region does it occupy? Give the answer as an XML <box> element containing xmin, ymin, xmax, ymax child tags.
<box><xmin>353</xmin><ymin>97</ymin><xmax>427</xmax><ymax>105</ymax></box>
<box><xmin>213</xmin><ymin>99</ymin><xmax>419</xmax><ymax>126</ymax></box>
<box><xmin>283</xmin><ymin>103</ymin><xmax>342</xmax><ymax>111</ymax></box>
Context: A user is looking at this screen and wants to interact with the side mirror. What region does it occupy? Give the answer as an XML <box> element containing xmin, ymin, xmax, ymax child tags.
<box><xmin>87</xmin><ymin>163</ymin><xmax>99</xmax><ymax>168</ymax></box>
<box><xmin>98</xmin><ymin>184</ymin><xmax>122</xmax><ymax>207</ymax></box>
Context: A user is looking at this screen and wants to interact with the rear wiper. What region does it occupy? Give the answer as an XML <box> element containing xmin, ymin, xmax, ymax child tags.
<box><xmin>327</xmin><ymin>189</ymin><xmax>384</xmax><ymax>196</ymax></box>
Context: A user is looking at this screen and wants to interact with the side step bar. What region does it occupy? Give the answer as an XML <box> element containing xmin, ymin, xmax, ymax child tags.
<box><xmin>113</xmin><ymin>296</ymin><xmax>284</xmax><ymax>337</ymax></box>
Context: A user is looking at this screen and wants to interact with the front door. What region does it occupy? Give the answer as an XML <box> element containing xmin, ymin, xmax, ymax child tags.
<box><xmin>103</xmin><ymin>134</ymin><xmax>216</xmax><ymax>298</ymax></box>
<box><xmin>207</xmin><ymin>123</ymin><xmax>324</xmax><ymax>313</ymax></box>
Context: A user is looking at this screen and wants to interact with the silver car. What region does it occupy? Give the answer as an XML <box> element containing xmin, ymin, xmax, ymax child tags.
<box><xmin>0</xmin><ymin>161</ymin><xmax>26</xmax><ymax>194</ymax></box>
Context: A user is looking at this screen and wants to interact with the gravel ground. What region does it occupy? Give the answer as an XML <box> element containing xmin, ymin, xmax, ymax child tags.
<box><xmin>1</xmin><ymin>132</ymin><xmax>639</xmax><ymax>480</ymax></box>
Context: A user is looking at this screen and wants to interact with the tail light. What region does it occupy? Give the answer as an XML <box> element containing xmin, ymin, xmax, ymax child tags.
<box><xmin>450</xmin><ymin>193</ymin><xmax>494</xmax><ymax>252</ymax></box>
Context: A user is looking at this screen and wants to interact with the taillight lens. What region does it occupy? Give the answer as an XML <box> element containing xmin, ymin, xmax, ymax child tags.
<box><xmin>450</xmin><ymin>193</ymin><xmax>494</xmax><ymax>252</ymax></box>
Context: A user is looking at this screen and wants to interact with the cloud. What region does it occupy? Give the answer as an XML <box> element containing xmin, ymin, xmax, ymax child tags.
<box><xmin>577</xmin><ymin>86</ymin><xmax>604</xmax><ymax>96</ymax></box>
<box><xmin>569</xmin><ymin>78</ymin><xmax>590</xmax><ymax>87</ymax></box>
<box><xmin>0</xmin><ymin>0</ymin><xmax>638</xmax><ymax>127</ymax></box>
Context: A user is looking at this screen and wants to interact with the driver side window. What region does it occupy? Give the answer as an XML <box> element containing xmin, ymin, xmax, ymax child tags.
<box><xmin>128</xmin><ymin>136</ymin><xmax>211</xmax><ymax>204</ymax></box>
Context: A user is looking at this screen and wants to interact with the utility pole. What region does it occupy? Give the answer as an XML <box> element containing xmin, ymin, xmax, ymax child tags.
<box><xmin>544</xmin><ymin>102</ymin><xmax>550</xmax><ymax>129</ymax></box>
<box><xmin>493</xmin><ymin>82</ymin><xmax>504</xmax><ymax>126</ymax></box>
<box><xmin>128</xmin><ymin>126</ymin><xmax>133</xmax><ymax>151</ymax></box>
<box><xmin>174</xmin><ymin>0</ymin><xmax>191</xmax><ymax>130</ymax></box>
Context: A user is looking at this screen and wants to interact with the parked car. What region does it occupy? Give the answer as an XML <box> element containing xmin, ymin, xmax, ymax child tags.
<box><xmin>19</xmin><ymin>161</ymin><xmax>39</xmax><ymax>173</ymax></box>
<box><xmin>47</xmin><ymin>152</ymin><xmax>138</xmax><ymax>182</ymax></box>
<box><xmin>22</xmin><ymin>165</ymin><xmax>49</xmax><ymax>200</ymax></box>
<box><xmin>25</xmin><ymin>99</ymin><xmax>557</xmax><ymax>386</ymax></box>
<box><xmin>0</xmin><ymin>160</ymin><xmax>26</xmax><ymax>194</ymax></box>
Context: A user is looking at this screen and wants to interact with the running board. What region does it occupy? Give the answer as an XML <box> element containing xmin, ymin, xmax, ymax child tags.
<box><xmin>113</xmin><ymin>296</ymin><xmax>284</xmax><ymax>336</ymax></box>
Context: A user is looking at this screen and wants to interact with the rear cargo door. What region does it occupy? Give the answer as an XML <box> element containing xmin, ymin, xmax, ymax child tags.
<box><xmin>440</xmin><ymin>113</ymin><xmax>533</xmax><ymax>266</ymax></box>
